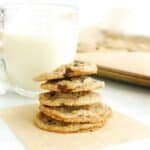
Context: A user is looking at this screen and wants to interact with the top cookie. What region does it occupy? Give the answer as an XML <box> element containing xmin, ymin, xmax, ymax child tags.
<box><xmin>34</xmin><ymin>61</ymin><xmax>97</xmax><ymax>81</ymax></box>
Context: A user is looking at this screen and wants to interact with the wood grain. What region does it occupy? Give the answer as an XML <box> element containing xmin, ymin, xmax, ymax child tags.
<box><xmin>76</xmin><ymin>52</ymin><xmax>150</xmax><ymax>87</ymax></box>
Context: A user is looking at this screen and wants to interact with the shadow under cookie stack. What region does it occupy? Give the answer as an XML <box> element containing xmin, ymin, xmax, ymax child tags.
<box><xmin>34</xmin><ymin>61</ymin><xmax>112</xmax><ymax>133</ymax></box>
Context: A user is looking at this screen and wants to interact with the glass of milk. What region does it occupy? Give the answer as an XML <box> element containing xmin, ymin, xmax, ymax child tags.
<box><xmin>0</xmin><ymin>3</ymin><xmax>78</xmax><ymax>97</ymax></box>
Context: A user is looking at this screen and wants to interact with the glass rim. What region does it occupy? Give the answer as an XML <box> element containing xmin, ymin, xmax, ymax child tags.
<box><xmin>1</xmin><ymin>3</ymin><xmax>78</xmax><ymax>11</ymax></box>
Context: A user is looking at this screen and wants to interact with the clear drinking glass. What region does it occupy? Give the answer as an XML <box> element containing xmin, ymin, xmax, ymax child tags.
<box><xmin>0</xmin><ymin>3</ymin><xmax>78</xmax><ymax>97</ymax></box>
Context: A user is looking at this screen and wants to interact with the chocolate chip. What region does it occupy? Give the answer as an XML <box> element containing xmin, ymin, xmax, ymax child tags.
<box><xmin>58</xmin><ymin>84</ymin><xmax>70</xmax><ymax>93</ymax></box>
<box><xmin>50</xmin><ymin>92</ymin><xmax>56</xmax><ymax>97</ymax></box>
<box><xmin>65</xmin><ymin>77</ymin><xmax>72</xmax><ymax>81</ymax></box>
<box><xmin>64</xmin><ymin>68</ymin><xmax>73</xmax><ymax>77</ymax></box>
<box><xmin>61</xmin><ymin>121</ymin><xmax>68</xmax><ymax>126</ymax></box>
<box><xmin>47</xmin><ymin>120</ymin><xmax>52</xmax><ymax>125</ymax></box>
<box><xmin>80</xmin><ymin>77</ymin><xmax>85</xmax><ymax>82</ymax></box>
<box><xmin>49</xmin><ymin>79</ymin><xmax>57</xmax><ymax>83</ymax></box>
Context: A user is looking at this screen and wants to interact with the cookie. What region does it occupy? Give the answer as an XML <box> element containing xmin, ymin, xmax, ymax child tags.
<box><xmin>40</xmin><ymin>76</ymin><xmax>104</xmax><ymax>92</ymax></box>
<box><xmin>40</xmin><ymin>103</ymin><xmax>112</xmax><ymax>123</ymax></box>
<box><xmin>40</xmin><ymin>92</ymin><xmax>102</xmax><ymax>107</ymax></box>
<box><xmin>34</xmin><ymin>112</ymin><xmax>107</xmax><ymax>133</ymax></box>
<box><xmin>34</xmin><ymin>61</ymin><xmax>97</xmax><ymax>81</ymax></box>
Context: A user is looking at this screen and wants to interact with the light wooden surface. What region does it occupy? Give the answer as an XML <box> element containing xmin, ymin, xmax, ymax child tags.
<box><xmin>77</xmin><ymin>52</ymin><xmax>150</xmax><ymax>87</ymax></box>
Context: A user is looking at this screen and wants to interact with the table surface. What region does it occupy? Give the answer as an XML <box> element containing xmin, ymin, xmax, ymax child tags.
<box><xmin>0</xmin><ymin>79</ymin><xmax>150</xmax><ymax>150</ymax></box>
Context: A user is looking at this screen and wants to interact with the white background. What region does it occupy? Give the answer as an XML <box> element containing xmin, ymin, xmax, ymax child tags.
<box><xmin>1</xmin><ymin>0</ymin><xmax>150</xmax><ymax>35</ymax></box>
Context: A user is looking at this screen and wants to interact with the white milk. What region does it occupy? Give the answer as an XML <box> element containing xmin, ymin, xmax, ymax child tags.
<box><xmin>3</xmin><ymin>7</ymin><xmax>78</xmax><ymax>91</ymax></box>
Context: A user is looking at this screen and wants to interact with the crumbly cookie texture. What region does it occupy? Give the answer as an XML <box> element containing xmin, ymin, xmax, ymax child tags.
<box><xmin>34</xmin><ymin>61</ymin><xmax>112</xmax><ymax>133</ymax></box>
<box><xmin>40</xmin><ymin>76</ymin><xmax>104</xmax><ymax>93</ymax></box>
<box><xmin>40</xmin><ymin>103</ymin><xmax>112</xmax><ymax>123</ymax></box>
<box><xmin>34</xmin><ymin>61</ymin><xmax>97</xmax><ymax>81</ymax></box>
<box><xmin>40</xmin><ymin>92</ymin><xmax>102</xmax><ymax>107</ymax></box>
<box><xmin>34</xmin><ymin>112</ymin><xmax>107</xmax><ymax>133</ymax></box>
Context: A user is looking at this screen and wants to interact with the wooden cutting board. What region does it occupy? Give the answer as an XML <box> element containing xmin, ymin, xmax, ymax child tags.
<box><xmin>0</xmin><ymin>105</ymin><xmax>150</xmax><ymax>150</ymax></box>
<box><xmin>76</xmin><ymin>52</ymin><xmax>150</xmax><ymax>87</ymax></box>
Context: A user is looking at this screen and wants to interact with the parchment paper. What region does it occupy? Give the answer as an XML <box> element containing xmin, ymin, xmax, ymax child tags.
<box><xmin>0</xmin><ymin>104</ymin><xmax>150</xmax><ymax>150</ymax></box>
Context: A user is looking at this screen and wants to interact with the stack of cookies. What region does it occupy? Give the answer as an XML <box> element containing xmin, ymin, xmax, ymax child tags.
<box><xmin>34</xmin><ymin>61</ymin><xmax>112</xmax><ymax>133</ymax></box>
